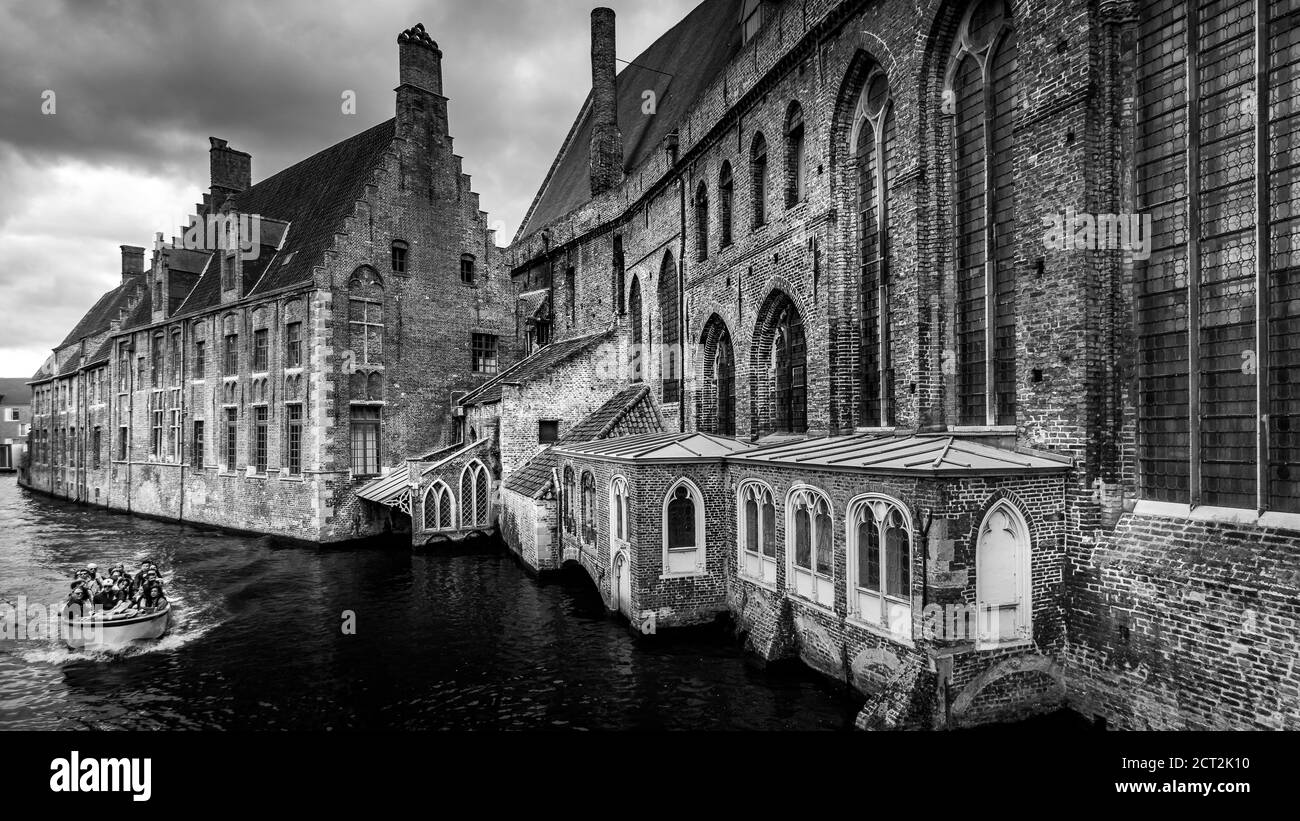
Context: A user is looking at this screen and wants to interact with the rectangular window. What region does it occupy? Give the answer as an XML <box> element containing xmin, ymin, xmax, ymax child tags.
<box><xmin>348</xmin><ymin>300</ymin><xmax>383</xmax><ymax>365</ymax></box>
<box><xmin>193</xmin><ymin>420</ymin><xmax>204</xmax><ymax>466</ymax></box>
<box><xmin>471</xmin><ymin>333</ymin><xmax>499</xmax><ymax>374</ymax></box>
<box><xmin>224</xmin><ymin>334</ymin><xmax>238</xmax><ymax>376</ymax></box>
<box><xmin>350</xmin><ymin>405</ymin><xmax>380</xmax><ymax>476</ymax></box>
<box><xmin>151</xmin><ymin>410</ymin><xmax>163</xmax><ymax>458</ymax></box>
<box><xmin>194</xmin><ymin>341</ymin><xmax>205</xmax><ymax>378</ymax></box>
<box><xmin>151</xmin><ymin>335</ymin><xmax>164</xmax><ymax>387</ymax></box>
<box><xmin>286</xmin><ymin>404</ymin><xmax>302</xmax><ymax>476</ymax></box>
<box><xmin>253</xmin><ymin>329</ymin><xmax>269</xmax><ymax>372</ymax></box>
<box><xmin>137</xmin><ymin>356</ymin><xmax>145</xmax><ymax>389</ymax></box>
<box><xmin>169</xmin><ymin>408</ymin><xmax>181</xmax><ymax>461</ymax></box>
<box><xmin>170</xmin><ymin>334</ymin><xmax>181</xmax><ymax>385</ymax></box>
<box><xmin>254</xmin><ymin>406</ymin><xmax>268</xmax><ymax>473</ymax></box>
<box><xmin>285</xmin><ymin>322</ymin><xmax>302</xmax><ymax>368</ymax></box>
<box><xmin>460</xmin><ymin>254</ymin><xmax>476</xmax><ymax>284</ymax></box>
<box><xmin>119</xmin><ymin>351</ymin><xmax>130</xmax><ymax>391</ymax></box>
<box><xmin>118</xmin><ymin>426</ymin><xmax>127</xmax><ymax>461</ymax></box>
<box><xmin>224</xmin><ymin>408</ymin><xmax>238</xmax><ymax>469</ymax></box>
<box><xmin>391</xmin><ymin>242</ymin><xmax>408</xmax><ymax>273</ymax></box>
<box><xmin>538</xmin><ymin>420</ymin><xmax>559</xmax><ymax>443</ymax></box>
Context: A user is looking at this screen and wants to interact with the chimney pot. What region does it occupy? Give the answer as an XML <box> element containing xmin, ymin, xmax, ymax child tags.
<box><xmin>398</xmin><ymin>22</ymin><xmax>443</xmax><ymax>95</ymax></box>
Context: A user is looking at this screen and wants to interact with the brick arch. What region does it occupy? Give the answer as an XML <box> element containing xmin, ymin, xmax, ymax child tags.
<box><xmin>949</xmin><ymin>654</ymin><xmax>1066</xmax><ymax>725</ymax></box>
<box><xmin>965</xmin><ymin>487</ymin><xmax>1045</xmax><ymax>554</ymax></box>
<box><xmin>749</xmin><ymin>286</ymin><xmax>810</xmax><ymax>436</ymax></box>
<box><xmin>696</xmin><ymin>313</ymin><xmax>735</xmax><ymax>436</ymax></box>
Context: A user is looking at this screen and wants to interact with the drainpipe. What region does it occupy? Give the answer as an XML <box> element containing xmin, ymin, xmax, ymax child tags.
<box><xmin>672</xmin><ymin>134</ymin><xmax>687</xmax><ymax>434</ymax></box>
<box><xmin>178</xmin><ymin>320</ymin><xmax>186</xmax><ymax>526</ymax></box>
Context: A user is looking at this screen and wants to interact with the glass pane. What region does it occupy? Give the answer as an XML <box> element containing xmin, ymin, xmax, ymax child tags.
<box><xmin>745</xmin><ymin>499</ymin><xmax>759</xmax><ymax>554</ymax></box>
<box><xmin>667</xmin><ymin>488</ymin><xmax>695</xmax><ymax>549</ymax></box>
<box><xmin>814</xmin><ymin>512</ymin><xmax>832</xmax><ymax>575</ymax></box>
<box><xmin>885</xmin><ymin>522</ymin><xmax>908</xmax><ymax>598</ymax></box>
<box><xmin>857</xmin><ymin>520</ymin><xmax>880</xmax><ymax>592</ymax></box>
<box><xmin>761</xmin><ymin>503</ymin><xmax>776</xmax><ymax>557</ymax></box>
<box><xmin>794</xmin><ymin>508</ymin><xmax>811</xmax><ymax>568</ymax></box>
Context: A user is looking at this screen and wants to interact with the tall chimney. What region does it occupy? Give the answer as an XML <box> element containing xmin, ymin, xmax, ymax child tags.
<box><xmin>398</xmin><ymin>23</ymin><xmax>442</xmax><ymax>96</ymax></box>
<box><xmin>120</xmin><ymin>245</ymin><xmax>145</xmax><ymax>283</ymax></box>
<box><xmin>590</xmin><ymin>8</ymin><xmax>623</xmax><ymax>196</ymax></box>
<box><xmin>208</xmin><ymin>137</ymin><xmax>251</xmax><ymax>210</ymax></box>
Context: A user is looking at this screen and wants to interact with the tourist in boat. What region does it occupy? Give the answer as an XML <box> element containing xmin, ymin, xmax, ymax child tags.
<box><xmin>132</xmin><ymin>559</ymin><xmax>156</xmax><ymax>589</ymax></box>
<box><xmin>136</xmin><ymin>582</ymin><xmax>167</xmax><ymax>613</ymax></box>
<box><xmin>63</xmin><ymin>582</ymin><xmax>92</xmax><ymax>619</ymax></box>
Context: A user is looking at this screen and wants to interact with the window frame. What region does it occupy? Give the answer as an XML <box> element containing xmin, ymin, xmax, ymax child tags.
<box><xmin>661</xmin><ymin>477</ymin><xmax>707</xmax><ymax>577</ymax></box>
<box><xmin>423</xmin><ymin>480</ymin><xmax>456</xmax><ymax>531</ymax></box>
<box><xmin>785</xmin><ymin>485</ymin><xmax>834</xmax><ymax>609</ymax></box>
<box><xmin>974</xmin><ymin>500</ymin><xmax>1032</xmax><ymax>649</ymax></box>
<box><xmin>609</xmin><ymin>474</ymin><xmax>630</xmax><ymax>546</ymax></box>
<box><xmin>349</xmin><ymin>404</ymin><xmax>381</xmax><ymax>477</ymax></box>
<box><xmin>737</xmin><ymin>480</ymin><xmax>778</xmax><ymax>586</ymax></box>
<box><xmin>846</xmin><ymin>494</ymin><xmax>914</xmax><ymax>640</ymax></box>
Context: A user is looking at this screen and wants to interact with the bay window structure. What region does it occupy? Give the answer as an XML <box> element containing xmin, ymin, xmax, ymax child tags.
<box><xmin>423</xmin><ymin>480</ymin><xmax>455</xmax><ymax>531</ymax></box>
<box><xmin>853</xmin><ymin>65</ymin><xmax>898</xmax><ymax>427</ymax></box>
<box><xmin>787</xmin><ymin>486</ymin><xmax>833</xmax><ymax>608</ymax></box>
<box><xmin>947</xmin><ymin>0</ymin><xmax>1019</xmax><ymax>426</ymax></box>
<box><xmin>663</xmin><ymin>478</ymin><xmax>706</xmax><ymax>575</ymax></box>
<box><xmin>460</xmin><ymin>459</ymin><xmax>490</xmax><ymax>528</ymax></box>
<box><xmin>737</xmin><ymin>480</ymin><xmax>777</xmax><ymax>584</ymax></box>
<box><xmin>975</xmin><ymin>501</ymin><xmax>1032</xmax><ymax>647</ymax></box>
<box><xmin>847</xmin><ymin>495</ymin><xmax>913</xmax><ymax>637</ymax></box>
<box><xmin>1136</xmin><ymin>0</ymin><xmax>1299</xmax><ymax>514</ymax></box>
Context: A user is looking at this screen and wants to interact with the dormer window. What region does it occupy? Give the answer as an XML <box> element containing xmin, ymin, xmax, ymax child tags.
<box><xmin>740</xmin><ymin>0</ymin><xmax>763</xmax><ymax>44</ymax></box>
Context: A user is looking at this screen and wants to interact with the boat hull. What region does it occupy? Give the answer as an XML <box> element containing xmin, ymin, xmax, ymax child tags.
<box><xmin>62</xmin><ymin>603</ymin><xmax>172</xmax><ymax>650</ymax></box>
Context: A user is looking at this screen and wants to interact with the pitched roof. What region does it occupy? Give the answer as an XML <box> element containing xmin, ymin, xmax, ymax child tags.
<box><xmin>174</xmin><ymin>119</ymin><xmax>396</xmax><ymax>316</ymax></box>
<box><xmin>0</xmin><ymin>377</ymin><xmax>33</xmax><ymax>406</ymax></box>
<box><xmin>555</xmin><ymin>431</ymin><xmax>748</xmax><ymax>463</ymax></box>
<box><xmin>503</xmin><ymin>384</ymin><xmax>663</xmax><ymax>498</ymax></box>
<box><xmin>460</xmin><ymin>329</ymin><xmax>614</xmax><ymax>405</ymax></box>
<box><xmin>56</xmin><ymin>277</ymin><xmax>143</xmax><ymax>349</ymax></box>
<box><xmin>517</xmin><ymin>0</ymin><xmax>744</xmax><ymax>238</ymax></box>
<box><xmin>729</xmin><ymin>434</ymin><xmax>1074</xmax><ymax>477</ymax></box>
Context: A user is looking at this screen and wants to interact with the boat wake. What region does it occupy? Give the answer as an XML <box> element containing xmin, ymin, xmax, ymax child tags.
<box><xmin>10</xmin><ymin>602</ymin><xmax>224</xmax><ymax>665</ymax></box>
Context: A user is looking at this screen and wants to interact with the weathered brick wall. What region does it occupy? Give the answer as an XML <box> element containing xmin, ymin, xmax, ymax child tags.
<box><xmin>1064</xmin><ymin>513</ymin><xmax>1300</xmax><ymax>730</ymax></box>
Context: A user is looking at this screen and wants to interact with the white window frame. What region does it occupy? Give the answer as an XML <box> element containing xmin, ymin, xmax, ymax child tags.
<box><xmin>846</xmin><ymin>494</ymin><xmax>914</xmax><ymax>640</ymax></box>
<box><xmin>785</xmin><ymin>485</ymin><xmax>834</xmax><ymax>609</ymax></box>
<box><xmin>459</xmin><ymin>459</ymin><xmax>490</xmax><ymax>528</ymax></box>
<box><xmin>423</xmin><ymin>480</ymin><xmax>456</xmax><ymax>532</ymax></box>
<box><xmin>975</xmin><ymin>501</ymin><xmax>1032</xmax><ymax>649</ymax></box>
<box><xmin>737</xmin><ymin>480</ymin><xmax>778</xmax><ymax>586</ymax></box>
<box><xmin>662</xmin><ymin>477</ymin><xmax>706</xmax><ymax>577</ymax></box>
<box><xmin>609</xmin><ymin>475</ymin><xmax>630</xmax><ymax>552</ymax></box>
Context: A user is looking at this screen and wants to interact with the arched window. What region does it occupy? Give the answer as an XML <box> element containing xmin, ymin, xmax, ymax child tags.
<box><xmin>609</xmin><ymin>475</ymin><xmax>629</xmax><ymax>545</ymax></box>
<box><xmin>738</xmin><ymin>481</ymin><xmax>777</xmax><ymax>584</ymax></box>
<box><xmin>563</xmin><ymin>466</ymin><xmax>577</xmax><ymax>533</ymax></box>
<box><xmin>975</xmin><ymin>501</ymin><xmax>1031</xmax><ymax>647</ymax></box>
<box><xmin>853</xmin><ymin>66</ymin><xmax>897</xmax><ymax>427</ymax></box>
<box><xmin>751</xmin><ymin>133</ymin><xmax>769</xmax><ymax>227</ymax></box>
<box><xmin>847</xmin><ymin>495</ymin><xmax>912</xmax><ymax>637</ymax></box>
<box><xmin>787</xmin><ymin>486</ymin><xmax>833</xmax><ymax>607</ymax></box>
<box><xmin>423</xmin><ymin>481</ymin><xmax>455</xmax><ymax>531</ymax></box>
<box><xmin>629</xmin><ymin>275</ymin><xmax>644</xmax><ymax>382</ymax></box>
<box><xmin>658</xmin><ymin>252</ymin><xmax>679</xmax><ymax>402</ymax></box>
<box><xmin>348</xmin><ymin>266</ymin><xmax>384</xmax><ymax>366</ymax></box>
<box><xmin>784</xmin><ymin>102</ymin><xmax>807</xmax><ymax>206</ymax></box>
<box><xmin>719</xmin><ymin>162</ymin><xmax>734</xmax><ymax>247</ymax></box>
<box><xmin>755</xmin><ymin>291</ymin><xmax>807</xmax><ymax>435</ymax></box>
<box><xmin>580</xmin><ymin>471</ymin><xmax>596</xmax><ymax>544</ymax></box>
<box><xmin>1135</xmin><ymin>0</ymin><xmax>1296</xmax><ymax>513</ymax></box>
<box><xmin>700</xmin><ymin>315</ymin><xmax>735</xmax><ymax>436</ymax></box>
<box><xmin>663</xmin><ymin>478</ymin><xmax>706</xmax><ymax>575</ymax></box>
<box><xmin>613</xmin><ymin>236</ymin><xmax>626</xmax><ymax>316</ymax></box>
<box><xmin>694</xmin><ymin>182</ymin><xmax>709</xmax><ymax>260</ymax></box>
<box><xmin>460</xmin><ymin>459</ymin><xmax>490</xmax><ymax>527</ymax></box>
<box><xmin>947</xmin><ymin>0</ymin><xmax>1017</xmax><ymax>426</ymax></box>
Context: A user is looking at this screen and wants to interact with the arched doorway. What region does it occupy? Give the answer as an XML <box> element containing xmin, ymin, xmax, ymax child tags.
<box><xmin>611</xmin><ymin>550</ymin><xmax>632</xmax><ymax>617</ymax></box>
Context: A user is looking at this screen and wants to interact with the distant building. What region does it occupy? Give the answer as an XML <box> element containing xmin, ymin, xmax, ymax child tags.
<box><xmin>0</xmin><ymin>378</ymin><xmax>32</xmax><ymax>473</ymax></box>
<box><xmin>22</xmin><ymin>23</ymin><xmax>516</xmax><ymax>541</ymax></box>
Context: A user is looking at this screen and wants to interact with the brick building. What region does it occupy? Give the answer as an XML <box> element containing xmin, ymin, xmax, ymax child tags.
<box><xmin>0</xmin><ymin>378</ymin><xmax>32</xmax><ymax>472</ymax></box>
<box><xmin>376</xmin><ymin>0</ymin><xmax>1299</xmax><ymax>730</ymax></box>
<box><xmin>22</xmin><ymin>23</ymin><xmax>516</xmax><ymax>542</ymax></box>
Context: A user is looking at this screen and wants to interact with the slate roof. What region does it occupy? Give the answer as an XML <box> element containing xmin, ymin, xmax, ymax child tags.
<box><xmin>503</xmin><ymin>384</ymin><xmax>663</xmax><ymax>498</ymax></box>
<box><xmin>517</xmin><ymin>0</ymin><xmax>744</xmax><ymax>238</ymax></box>
<box><xmin>174</xmin><ymin>118</ymin><xmax>396</xmax><ymax>316</ymax></box>
<box><xmin>729</xmin><ymin>434</ymin><xmax>1074</xmax><ymax>477</ymax></box>
<box><xmin>460</xmin><ymin>329</ymin><xmax>615</xmax><ymax>405</ymax></box>
<box><xmin>0</xmin><ymin>378</ymin><xmax>33</xmax><ymax>406</ymax></box>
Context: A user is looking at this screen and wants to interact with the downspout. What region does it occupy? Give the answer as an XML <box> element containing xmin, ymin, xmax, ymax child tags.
<box><xmin>178</xmin><ymin>320</ymin><xmax>186</xmax><ymax>526</ymax></box>
<box><xmin>677</xmin><ymin>159</ymin><xmax>687</xmax><ymax>434</ymax></box>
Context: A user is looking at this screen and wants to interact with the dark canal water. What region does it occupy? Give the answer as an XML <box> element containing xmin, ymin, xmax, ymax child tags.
<box><xmin>0</xmin><ymin>476</ymin><xmax>863</xmax><ymax>730</ymax></box>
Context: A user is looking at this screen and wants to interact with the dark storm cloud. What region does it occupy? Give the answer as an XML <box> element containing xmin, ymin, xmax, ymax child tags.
<box><xmin>0</xmin><ymin>0</ymin><xmax>698</xmax><ymax>375</ymax></box>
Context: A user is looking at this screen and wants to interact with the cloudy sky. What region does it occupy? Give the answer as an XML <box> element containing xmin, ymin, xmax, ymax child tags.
<box><xmin>0</xmin><ymin>0</ymin><xmax>699</xmax><ymax>377</ymax></box>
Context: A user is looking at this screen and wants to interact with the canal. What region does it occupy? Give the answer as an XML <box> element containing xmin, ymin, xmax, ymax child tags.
<box><xmin>0</xmin><ymin>476</ymin><xmax>862</xmax><ymax>730</ymax></box>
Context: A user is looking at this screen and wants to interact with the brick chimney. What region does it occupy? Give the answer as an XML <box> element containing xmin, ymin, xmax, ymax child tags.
<box><xmin>398</xmin><ymin>22</ymin><xmax>442</xmax><ymax>96</ymax></box>
<box><xmin>590</xmin><ymin>8</ymin><xmax>624</xmax><ymax>196</ymax></box>
<box><xmin>395</xmin><ymin>23</ymin><xmax>449</xmax><ymax>194</ymax></box>
<box><xmin>120</xmin><ymin>245</ymin><xmax>145</xmax><ymax>283</ymax></box>
<box><xmin>209</xmin><ymin>137</ymin><xmax>251</xmax><ymax>209</ymax></box>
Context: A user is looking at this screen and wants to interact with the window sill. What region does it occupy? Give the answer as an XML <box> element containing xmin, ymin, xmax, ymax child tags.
<box><xmin>279</xmin><ymin>474</ymin><xmax>306</xmax><ymax>483</ymax></box>
<box><xmin>659</xmin><ymin>571</ymin><xmax>709</xmax><ymax>581</ymax></box>
<box><xmin>735</xmin><ymin>574</ymin><xmax>778</xmax><ymax>593</ymax></box>
<box><xmin>1133</xmin><ymin>500</ymin><xmax>1300</xmax><ymax>533</ymax></box>
<box><xmin>846</xmin><ymin>615</ymin><xmax>915</xmax><ymax>649</ymax></box>
<box><xmin>284</xmin><ymin>367</ymin><xmax>303</xmax><ymax>376</ymax></box>
<box><xmin>787</xmin><ymin>593</ymin><xmax>836</xmax><ymax>618</ymax></box>
<box><xmin>975</xmin><ymin>638</ymin><xmax>1033</xmax><ymax>653</ymax></box>
<box><xmin>854</xmin><ymin>426</ymin><xmax>897</xmax><ymax>435</ymax></box>
<box><xmin>948</xmin><ymin>425</ymin><xmax>1017</xmax><ymax>435</ymax></box>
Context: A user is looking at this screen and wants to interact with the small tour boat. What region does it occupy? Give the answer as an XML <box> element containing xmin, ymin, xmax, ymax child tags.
<box><xmin>62</xmin><ymin>602</ymin><xmax>172</xmax><ymax>651</ymax></box>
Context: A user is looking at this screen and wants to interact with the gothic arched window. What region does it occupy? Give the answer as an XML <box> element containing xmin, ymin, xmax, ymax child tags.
<box><xmin>975</xmin><ymin>502</ymin><xmax>1031</xmax><ymax>647</ymax></box>
<box><xmin>784</xmin><ymin>102</ymin><xmax>807</xmax><ymax>206</ymax></box>
<box><xmin>423</xmin><ymin>481</ymin><xmax>455</xmax><ymax>531</ymax></box>
<box><xmin>719</xmin><ymin>161</ymin><xmax>734</xmax><ymax>247</ymax></box>
<box><xmin>756</xmin><ymin>292</ymin><xmax>807</xmax><ymax>435</ymax></box>
<box><xmin>460</xmin><ymin>459</ymin><xmax>490</xmax><ymax>527</ymax></box>
<box><xmin>847</xmin><ymin>495</ymin><xmax>912</xmax><ymax>637</ymax></box>
<box><xmin>787</xmin><ymin>486</ymin><xmax>833</xmax><ymax>607</ymax></box>
<box><xmin>694</xmin><ymin>182</ymin><xmax>709</xmax><ymax>261</ymax></box>
<box><xmin>751</xmin><ymin>133</ymin><xmax>769</xmax><ymax>227</ymax></box>
<box><xmin>659</xmin><ymin>252</ymin><xmax>680</xmax><ymax>403</ymax></box>
<box><xmin>347</xmin><ymin>266</ymin><xmax>384</xmax><ymax>367</ymax></box>
<box><xmin>947</xmin><ymin>0</ymin><xmax>1018</xmax><ymax>426</ymax></box>
<box><xmin>700</xmin><ymin>315</ymin><xmax>735</xmax><ymax>436</ymax></box>
<box><xmin>629</xmin><ymin>275</ymin><xmax>644</xmax><ymax>383</ymax></box>
<box><xmin>738</xmin><ymin>480</ymin><xmax>777</xmax><ymax>584</ymax></box>
<box><xmin>663</xmin><ymin>479</ymin><xmax>705</xmax><ymax>575</ymax></box>
<box><xmin>580</xmin><ymin>471</ymin><xmax>596</xmax><ymax>544</ymax></box>
<box><xmin>563</xmin><ymin>466</ymin><xmax>576</xmax><ymax>533</ymax></box>
<box><xmin>854</xmin><ymin>66</ymin><xmax>897</xmax><ymax>427</ymax></box>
